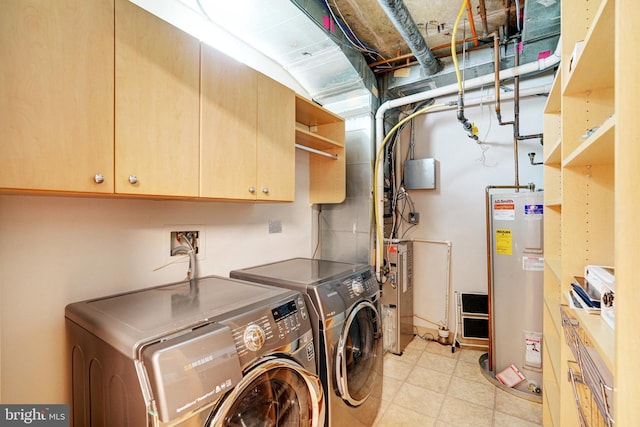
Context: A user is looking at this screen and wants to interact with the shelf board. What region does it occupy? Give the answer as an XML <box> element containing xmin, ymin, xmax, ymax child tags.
<box><xmin>295</xmin><ymin>94</ymin><xmax>343</xmax><ymax>126</ymax></box>
<box><xmin>546</xmin><ymin>258</ymin><xmax>561</xmax><ymax>281</ymax></box>
<box><xmin>542</xmin><ymin>378</ymin><xmax>560</xmax><ymax>427</ymax></box>
<box><xmin>563</xmin><ymin>0</ymin><xmax>614</xmax><ymax>96</ymax></box>
<box><xmin>544</xmin><ymin>296</ymin><xmax>562</xmax><ymax>386</ymax></box>
<box><xmin>545</xmin><ymin>293</ymin><xmax>562</xmax><ymax>337</ymax></box>
<box><xmin>544</xmin><ymin>199</ymin><xmax>562</xmax><ymax>209</ymax></box>
<box><xmin>544</xmin><ymin>71</ymin><xmax>561</xmax><ymax>114</ymax></box>
<box><xmin>563</xmin><ymin>116</ymin><xmax>615</xmax><ymax>168</ymax></box>
<box><xmin>544</xmin><ymin>137</ymin><xmax>562</xmax><ymax>165</ymax></box>
<box><xmin>295</xmin><ymin>128</ymin><xmax>343</xmax><ymax>151</ymax></box>
<box><xmin>561</xmin><ymin>294</ymin><xmax>615</xmax><ymax>371</ymax></box>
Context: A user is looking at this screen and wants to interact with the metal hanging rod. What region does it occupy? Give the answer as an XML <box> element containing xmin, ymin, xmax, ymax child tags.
<box><xmin>295</xmin><ymin>144</ymin><xmax>339</xmax><ymax>160</ymax></box>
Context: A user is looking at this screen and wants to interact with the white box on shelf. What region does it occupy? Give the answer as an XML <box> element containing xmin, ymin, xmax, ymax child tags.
<box><xmin>585</xmin><ymin>265</ymin><xmax>615</xmax><ymax>328</ymax></box>
<box><xmin>569</xmin><ymin>40</ymin><xmax>585</xmax><ymax>72</ymax></box>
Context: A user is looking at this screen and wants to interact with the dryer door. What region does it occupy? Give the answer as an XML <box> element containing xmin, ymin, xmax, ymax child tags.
<box><xmin>335</xmin><ymin>300</ymin><xmax>382</xmax><ymax>406</ymax></box>
<box><xmin>208</xmin><ymin>357</ymin><xmax>325</xmax><ymax>427</ymax></box>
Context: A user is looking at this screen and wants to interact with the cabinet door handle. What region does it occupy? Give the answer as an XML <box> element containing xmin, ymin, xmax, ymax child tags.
<box><xmin>248</xmin><ymin>187</ymin><xmax>256</xmax><ymax>194</ymax></box>
<box><xmin>93</xmin><ymin>173</ymin><xmax>105</xmax><ymax>184</ymax></box>
<box><xmin>128</xmin><ymin>175</ymin><xmax>138</xmax><ymax>185</ymax></box>
<box><xmin>262</xmin><ymin>187</ymin><xmax>269</xmax><ymax>194</ymax></box>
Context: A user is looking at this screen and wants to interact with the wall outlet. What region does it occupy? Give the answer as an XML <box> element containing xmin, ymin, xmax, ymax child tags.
<box><xmin>268</xmin><ymin>219</ymin><xmax>282</xmax><ymax>234</ymax></box>
<box><xmin>170</xmin><ymin>231</ymin><xmax>200</xmax><ymax>256</ymax></box>
<box><xmin>408</xmin><ymin>212</ymin><xmax>420</xmax><ymax>224</ymax></box>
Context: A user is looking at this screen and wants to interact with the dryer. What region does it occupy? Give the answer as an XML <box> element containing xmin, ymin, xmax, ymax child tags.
<box><xmin>65</xmin><ymin>275</ymin><xmax>325</xmax><ymax>427</ymax></box>
<box><xmin>231</xmin><ymin>258</ymin><xmax>383</xmax><ymax>427</ymax></box>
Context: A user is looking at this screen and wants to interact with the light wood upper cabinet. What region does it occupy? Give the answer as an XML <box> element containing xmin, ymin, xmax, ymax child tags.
<box><xmin>0</xmin><ymin>0</ymin><xmax>115</xmax><ymax>193</ymax></box>
<box><xmin>200</xmin><ymin>44</ymin><xmax>258</xmax><ymax>200</ymax></box>
<box><xmin>115</xmin><ymin>0</ymin><xmax>200</xmax><ymax>197</ymax></box>
<box><xmin>1</xmin><ymin>1</ymin><xmax>336</xmax><ymax>203</ymax></box>
<box><xmin>256</xmin><ymin>73</ymin><xmax>295</xmax><ymax>201</ymax></box>
<box><xmin>200</xmin><ymin>45</ymin><xmax>295</xmax><ymax>201</ymax></box>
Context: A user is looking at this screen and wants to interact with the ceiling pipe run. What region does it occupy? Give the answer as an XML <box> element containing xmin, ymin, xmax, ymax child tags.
<box><xmin>373</xmin><ymin>40</ymin><xmax>560</xmax><ymax>279</ymax></box>
<box><xmin>376</xmin><ymin>0</ymin><xmax>442</xmax><ymax>75</ymax></box>
<box><xmin>478</xmin><ymin>0</ymin><xmax>490</xmax><ymax>37</ymax></box>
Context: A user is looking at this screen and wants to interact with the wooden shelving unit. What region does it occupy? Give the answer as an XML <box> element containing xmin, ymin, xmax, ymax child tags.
<box><xmin>295</xmin><ymin>95</ymin><xmax>346</xmax><ymax>204</ymax></box>
<box><xmin>542</xmin><ymin>68</ymin><xmax>562</xmax><ymax>427</ymax></box>
<box><xmin>541</xmin><ymin>0</ymin><xmax>637</xmax><ymax>425</ymax></box>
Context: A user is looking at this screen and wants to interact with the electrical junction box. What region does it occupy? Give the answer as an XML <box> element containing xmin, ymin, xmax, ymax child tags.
<box><xmin>404</xmin><ymin>158</ymin><xmax>436</xmax><ymax>190</ymax></box>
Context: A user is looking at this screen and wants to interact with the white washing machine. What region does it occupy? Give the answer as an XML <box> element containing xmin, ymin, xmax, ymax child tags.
<box><xmin>65</xmin><ymin>275</ymin><xmax>325</xmax><ymax>426</ymax></box>
<box><xmin>231</xmin><ymin>258</ymin><xmax>383</xmax><ymax>427</ymax></box>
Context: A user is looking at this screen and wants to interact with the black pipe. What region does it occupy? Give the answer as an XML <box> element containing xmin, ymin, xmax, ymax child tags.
<box><xmin>457</xmin><ymin>96</ymin><xmax>479</xmax><ymax>141</ymax></box>
<box><xmin>517</xmin><ymin>133</ymin><xmax>544</xmax><ymax>141</ymax></box>
<box><xmin>528</xmin><ymin>152</ymin><xmax>543</xmax><ymax>165</ymax></box>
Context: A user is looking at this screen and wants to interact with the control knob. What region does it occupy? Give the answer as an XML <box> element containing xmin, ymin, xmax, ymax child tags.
<box><xmin>243</xmin><ymin>324</ymin><xmax>266</xmax><ymax>352</ymax></box>
<box><xmin>351</xmin><ymin>279</ymin><xmax>365</xmax><ymax>296</ymax></box>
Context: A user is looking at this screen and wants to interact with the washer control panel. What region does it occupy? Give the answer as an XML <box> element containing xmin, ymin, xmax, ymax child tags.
<box><xmin>243</xmin><ymin>324</ymin><xmax>266</xmax><ymax>351</ymax></box>
<box><xmin>344</xmin><ymin>269</ymin><xmax>378</xmax><ymax>300</ymax></box>
<box><xmin>231</xmin><ymin>295</ymin><xmax>309</xmax><ymax>357</ymax></box>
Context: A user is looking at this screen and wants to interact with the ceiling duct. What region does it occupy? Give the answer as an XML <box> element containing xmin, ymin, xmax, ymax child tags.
<box><xmin>380</xmin><ymin>0</ymin><xmax>561</xmax><ymax>100</ymax></box>
<box><xmin>376</xmin><ymin>0</ymin><xmax>442</xmax><ymax>75</ymax></box>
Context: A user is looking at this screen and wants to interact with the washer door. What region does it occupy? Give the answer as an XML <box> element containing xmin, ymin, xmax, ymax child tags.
<box><xmin>335</xmin><ymin>300</ymin><xmax>382</xmax><ymax>406</ymax></box>
<box><xmin>208</xmin><ymin>357</ymin><xmax>325</xmax><ymax>427</ymax></box>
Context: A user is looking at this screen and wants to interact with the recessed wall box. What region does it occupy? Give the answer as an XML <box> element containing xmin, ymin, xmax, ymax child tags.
<box><xmin>404</xmin><ymin>158</ymin><xmax>436</xmax><ymax>190</ymax></box>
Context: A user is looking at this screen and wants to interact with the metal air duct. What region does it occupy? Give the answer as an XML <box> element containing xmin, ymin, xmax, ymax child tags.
<box><xmin>376</xmin><ymin>0</ymin><xmax>442</xmax><ymax>75</ymax></box>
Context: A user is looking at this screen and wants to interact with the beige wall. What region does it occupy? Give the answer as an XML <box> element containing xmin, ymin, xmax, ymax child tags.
<box><xmin>0</xmin><ymin>152</ymin><xmax>313</xmax><ymax>403</ymax></box>
<box><xmin>397</xmin><ymin>92</ymin><xmax>547</xmax><ymax>333</ymax></box>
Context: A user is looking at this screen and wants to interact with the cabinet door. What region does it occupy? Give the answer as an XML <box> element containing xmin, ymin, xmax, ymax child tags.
<box><xmin>115</xmin><ymin>0</ymin><xmax>200</xmax><ymax>197</ymax></box>
<box><xmin>0</xmin><ymin>0</ymin><xmax>114</xmax><ymax>193</ymax></box>
<box><xmin>256</xmin><ymin>74</ymin><xmax>295</xmax><ymax>202</ymax></box>
<box><xmin>200</xmin><ymin>45</ymin><xmax>258</xmax><ymax>200</ymax></box>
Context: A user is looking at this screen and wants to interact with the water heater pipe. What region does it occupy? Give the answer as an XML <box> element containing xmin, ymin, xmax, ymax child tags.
<box><xmin>373</xmin><ymin>41</ymin><xmax>560</xmax><ymax>279</ymax></box>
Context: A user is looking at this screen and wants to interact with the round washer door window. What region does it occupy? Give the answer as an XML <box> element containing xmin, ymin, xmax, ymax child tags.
<box><xmin>208</xmin><ymin>358</ymin><xmax>324</xmax><ymax>427</ymax></box>
<box><xmin>336</xmin><ymin>300</ymin><xmax>381</xmax><ymax>406</ymax></box>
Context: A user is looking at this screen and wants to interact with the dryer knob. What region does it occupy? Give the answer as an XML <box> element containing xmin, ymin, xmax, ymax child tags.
<box><xmin>243</xmin><ymin>324</ymin><xmax>266</xmax><ymax>352</ymax></box>
<box><xmin>351</xmin><ymin>279</ymin><xmax>365</xmax><ymax>296</ymax></box>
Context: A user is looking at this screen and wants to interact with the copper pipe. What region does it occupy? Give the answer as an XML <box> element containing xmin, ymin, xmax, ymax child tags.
<box><xmin>370</xmin><ymin>42</ymin><xmax>491</xmax><ymax>74</ymax></box>
<box><xmin>368</xmin><ymin>52</ymin><xmax>414</xmax><ymax>68</ymax></box>
<box><xmin>478</xmin><ymin>0</ymin><xmax>489</xmax><ymax>37</ymax></box>
<box><xmin>370</xmin><ymin>41</ymin><xmax>494</xmax><ymax>74</ymax></box>
<box><xmin>466</xmin><ymin>0</ymin><xmax>479</xmax><ymax>47</ymax></box>
<box><xmin>368</xmin><ymin>36</ymin><xmax>481</xmax><ymax>68</ymax></box>
<box><xmin>514</xmin><ymin>40</ymin><xmax>521</xmax><ymax>188</ymax></box>
<box><xmin>495</xmin><ymin>35</ymin><xmax>514</xmax><ymax>126</ymax></box>
<box><xmin>494</xmin><ymin>33</ymin><xmax>500</xmax><ymax>117</ymax></box>
<box><xmin>431</xmin><ymin>36</ymin><xmax>481</xmax><ymax>52</ymax></box>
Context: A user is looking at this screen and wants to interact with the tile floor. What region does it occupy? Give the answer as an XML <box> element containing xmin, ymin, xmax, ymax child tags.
<box><xmin>373</xmin><ymin>337</ymin><xmax>543</xmax><ymax>427</ymax></box>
